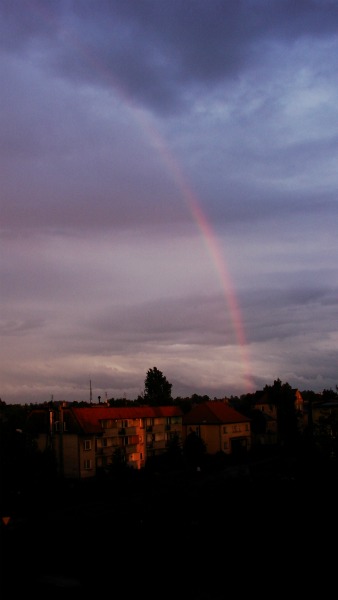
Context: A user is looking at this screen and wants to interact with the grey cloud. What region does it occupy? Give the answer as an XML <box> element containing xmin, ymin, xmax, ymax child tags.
<box><xmin>0</xmin><ymin>317</ymin><xmax>44</xmax><ymax>336</ymax></box>
<box><xmin>241</xmin><ymin>286</ymin><xmax>338</xmax><ymax>344</ymax></box>
<box><xmin>52</xmin><ymin>293</ymin><xmax>241</xmax><ymax>353</ymax></box>
<box><xmin>2</xmin><ymin>1</ymin><xmax>338</xmax><ymax>404</ymax></box>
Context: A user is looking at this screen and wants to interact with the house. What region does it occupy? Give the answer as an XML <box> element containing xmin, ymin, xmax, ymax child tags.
<box><xmin>182</xmin><ymin>400</ymin><xmax>251</xmax><ymax>456</ymax></box>
<box><xmin>26</xmin><ymin>403</ymin><xmax>183</xmax><ymax>479</ymax></box>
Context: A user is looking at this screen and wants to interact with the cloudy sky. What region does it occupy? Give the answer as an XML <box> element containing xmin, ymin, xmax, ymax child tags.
<box><xmin>1</xmin><ymin>1</ymin><xmax>338</xmax><ymax>405</ymax></box>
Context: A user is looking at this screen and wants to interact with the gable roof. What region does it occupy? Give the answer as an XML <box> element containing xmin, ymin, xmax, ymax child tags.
<box><xmin>182</xmin><ymin>401</ymin><xmax>250</xmax><ymax>426</ymax></box>
<box><xmin>26</xmin><ymin>405</ymin><xmax>183</xmax><ymax>435</ymax></box>
<box><xmin>71</xmin><ymin>405</ymin><xmax>183</xmax><ymax>434</ymax></box>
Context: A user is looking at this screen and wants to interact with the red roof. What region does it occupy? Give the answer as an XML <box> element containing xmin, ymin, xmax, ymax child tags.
<box><xmin>72</xmin><ymin>405</ymin><xmax>183</xmax><ymax>434</ymax></box>
<box><xmin>182</xmin><ymin>401</ymin><xmax>250</xmax><ymax>425</ymax></box>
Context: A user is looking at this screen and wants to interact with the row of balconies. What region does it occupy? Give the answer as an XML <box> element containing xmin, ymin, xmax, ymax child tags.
<box><xmin>96</xmin><ymin>443</ymin><xmax>139</xmax><ymax>456</ymax></box>
<box><xmin>101</xmin><ymin>422</ymin><xmax>182</xmax><ymax>435</ymax></box>
<box><xmin>96</xmin><ymin>438</ymin><xmax>173</xmax><ymax>455</ymax></box>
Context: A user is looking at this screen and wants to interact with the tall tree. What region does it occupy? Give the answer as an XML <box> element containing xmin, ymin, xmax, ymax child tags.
<box><xmin>264</xmin><ymin>379</ymin><xmax>299</xmax><ymax>449</ymax></box>
<box><xmin>183</xmin><ymin>429</ymin><xmax>206</xmax><ymax>470</ymax></box>
<box><xmin>143</xmin><ymin>367</ymin><xmax>173</xmax><ymax>406</ymax></box>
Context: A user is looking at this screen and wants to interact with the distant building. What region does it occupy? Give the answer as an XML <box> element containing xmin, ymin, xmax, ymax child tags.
<box><xmin>182</xmin><ymin>400</ymin><xmax>251</xmax><ymax>456</ymax></box>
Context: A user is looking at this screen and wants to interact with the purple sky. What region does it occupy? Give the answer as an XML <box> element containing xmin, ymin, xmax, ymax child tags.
<box><xmin>1</xmin><ymin>1</ymin><xmax>338</xmax><ymax>405</ymax></box>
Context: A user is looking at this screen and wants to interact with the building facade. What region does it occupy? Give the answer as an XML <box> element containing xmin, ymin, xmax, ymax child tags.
<box><xmin>182</xmin><ymin>400</ymin><xmax>252</xmax><ymax>456</ymax></box>
<box><xmin>27</xmin><ymin>404</ymin><xmax>183</xmax><ymax>479</ymax></box>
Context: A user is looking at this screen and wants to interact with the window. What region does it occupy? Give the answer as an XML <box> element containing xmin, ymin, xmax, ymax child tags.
<box><xmin>223</xmin><ymin>426</ymin><xmax>227</xmax><ymax>434</ymax></box>
<box><xmin>55</xmin><ymin>421</ymin><xmax>67</xmax><ymax>432</ymax></box>
<box><xmin>84</xmin><ymin>460</ymin><xmax>92</xmax><ymax>470</ymax></box>
<box><xmin>84</xmin><ymin>440</ymin><xmax>91</xmax><ymax>451</ymax></box>
<box><xmin>232</xmin><ymin>425</ymin><xmax>241</xmax><ymax>433</ymax></box>
<box><xmin>102</xmin><ymin>438</ymin><xmax>108</xmax><ymax>447</ymax></box>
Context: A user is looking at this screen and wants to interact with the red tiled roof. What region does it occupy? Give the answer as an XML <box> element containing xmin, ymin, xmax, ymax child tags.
<box><xmin>182</xmin><ymin>401</ymin><xmax>250</xmax><ymax>425</ymax></box>
<box><xmin>71</xmin><ymin>405</ymin><xmax>183</xmax><ymax>434</ymax></box>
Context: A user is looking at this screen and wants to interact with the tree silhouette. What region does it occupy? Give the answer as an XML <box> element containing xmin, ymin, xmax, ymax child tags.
<box><xmin>264</xmin><ymin>379</ymin><xmax>300</xmax><ymax>449</ymax></box>
<box><xmin>183</xmin><ymin>429</ymin><xmax>206</xmax><ymax>470</ymax></box>
<box><xmin>143</xmin><ymin>367</ymin><xmax>173</xmax><ymax>406</ymax></box>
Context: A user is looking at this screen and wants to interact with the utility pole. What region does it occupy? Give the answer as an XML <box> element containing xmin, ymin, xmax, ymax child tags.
<box><xmin>90</xmin><ymin>379</ymin><xmax>92</xmax><ymax>404</ymax></box>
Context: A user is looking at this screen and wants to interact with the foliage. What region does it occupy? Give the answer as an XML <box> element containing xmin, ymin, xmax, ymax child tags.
<box><xmin>145</xmin><ymin>435</ymin><xmax>183</xmax><ymax>473</ymax></box>
<box><xmin>321</xmin><ymin>388</ymin><xmax>338</xmax><ymax>401</ymax></box>
<box><xmin>0</xmin><ymin>405</ymin><xmax>57</xmax><ymax>514</ymax></box>
<box><xmin>313</xmin><ymin>410</ymin><xmax>338</xmax><ymax>459</ymax></box>
<box><xmin>249</xmin><ymin>408</ymin><xmax>267</xmax><ymax>434</ymax></box>
<box><xmin>190</xmin><ymin>393</ymin><xmax>210</xmax><ymax>404</ymax></box>
<box><xmin>229</xmin><ymin>392</ymin><xmax>257</xmax><ymax>415</ymax></box>
<box><xmin>166</xmin><ymin>433</ymin><xmax>184</xmax><ymax>469</ymax></box>
<box><xmin>143</xmin><ymin>367</ymin><xmax>173</xmax><ymax>406</ymax></box>
<box><xmin>263</xmin><ymin>379</ymin><xmax>300</xmax><ymax>448</ymax></box>
<box><xmin>107</xmin><ymin>398</ymin><xmax>135</xmax><ymax>407</ymax></box>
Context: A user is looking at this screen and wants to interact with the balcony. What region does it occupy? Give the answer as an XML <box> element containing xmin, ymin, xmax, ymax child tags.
<box><xmin>124</xmin><ymin>426</ymin><xmax>138</xmax><ymax>435</ymax></box>
<box><xmin>146</xmin><ymin>440</ymin><xmax>165</xmax><ymax>450</ymax></box>
<box><xmin>96</xmin><ymin>444</ymin><xmax>120</xmax><ymax>456</ymax></box>
<box><xmin>152</xmin><ymin>424</ymin><xmax>164</xmax><ymax>433</ymax></box>
<box><xmin>125</xmin><ymin>444</ymin><xmax>138</xmax><ymax>454</ymax></box>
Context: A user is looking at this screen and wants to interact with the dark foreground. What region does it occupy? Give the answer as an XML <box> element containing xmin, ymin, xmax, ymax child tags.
<box><xmin>1</xmin><ymin>453</ymin><xmax>338</xmax><ymax>599</ymax></box>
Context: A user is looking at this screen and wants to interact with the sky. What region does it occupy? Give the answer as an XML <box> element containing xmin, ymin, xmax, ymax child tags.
<box><xmin>1</xmin><ymin>0</ymin><xmax>338</xmax><ymax>405</ymax></box>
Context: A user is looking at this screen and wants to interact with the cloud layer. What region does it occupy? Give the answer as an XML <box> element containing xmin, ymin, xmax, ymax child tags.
<box><xmin>1</xmin><ymin>1</ymin><xmax>338</xmax><ymax>403</ymax></box>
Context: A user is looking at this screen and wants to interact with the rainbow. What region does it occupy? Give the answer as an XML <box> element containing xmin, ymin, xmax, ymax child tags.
<box><xmin>30</xmin><ymin>7</ymin><xmax>254</xmax><ymax>393</ymax></box>
<box><xmin>117</xmin><ymin>108</ymin><xmax>254</xmax><ymax>392</ymax></box>
<box><xmin>144</xmin><ymin>125</ymin><xmax>254</xmax><ymax>392</ymax></box>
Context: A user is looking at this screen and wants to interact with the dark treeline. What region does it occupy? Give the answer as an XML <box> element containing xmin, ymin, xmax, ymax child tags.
<box><xmin>1</xmin><ymin>371</ymin><xmax>338</xmax><ymax>518</ymax></box>
<box><xmin>1</xmin><ymin>374</ymin><xmax>338</xmax><ymax>597</ymax></box>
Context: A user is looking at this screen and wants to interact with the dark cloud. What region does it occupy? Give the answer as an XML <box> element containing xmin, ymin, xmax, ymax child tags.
<box><xmin>2</xmin><ymin>1</ymin><xmax>338</xmax><ymax>115</ymax></box>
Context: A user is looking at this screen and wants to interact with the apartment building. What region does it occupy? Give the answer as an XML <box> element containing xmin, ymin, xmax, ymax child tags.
<box><xmin>26</xmin><ymin>404</ymin><xmax>183</xmax><ymax>479</ymax></box>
